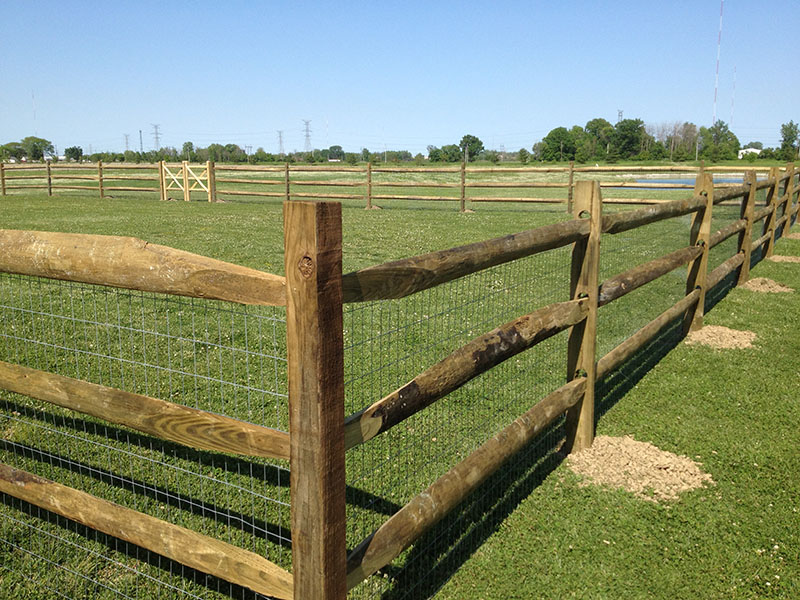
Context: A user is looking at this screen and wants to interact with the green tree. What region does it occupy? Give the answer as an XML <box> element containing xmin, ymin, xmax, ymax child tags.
<box><xmin>328</xmin><ymin>145</ymin><xmax>345</xmax><ymax>160</ymax></box>
<box><xmin>64</xmin><ymin>146</ymin><xmax>83</xmax><ymax>162</ymax></box>
<box><xmin>459</xmin><ymin>134</ymin><xmax>484</xmax><ymax>162</ymax></box>
<box><xmin>441</xmin><ymin>144</ymin><xmax>462</xmax><ymax>162</ymax></box>
<box><xmin>540</xmin><ymin>127</ymin><xmax>575</xmax><ymax>161</ymax></box>
<box><xmin>20</xmin><ymin>136</ymin><xmax>54</xmax><ymax>161</ymax></box>
<box><xmin>361</xmin><ymin>148</ymin><xmax>370</xmax><ymax>162</ymax></box>
<box><xmin>344</xmin><ymin>153</ymin><xmax>358</xmax><ymax>165</ymax></box>
<box><xmin>485</xmin><ymin>150</ymin><xmax>500</xmax><ymax>164</ymax></box>
<box><xmin>698</xmin><ymin>120</ymin><xmax>740</xmax><ymax>161</ymax></box>
<box><xmin>517</xmin><ymin>148</ymin><xmax>529</xmax><ymax>164</ymax></box>
<box><xmin>779</xmin><ymin>121</ymin><xmax>799</xmax><ymax>160</ymax></box>
<box><xmin>612</xmin><ymin>119</ymin><xmax>645</xmax><ymax>159</ymax></box>
<box><xmin>584</xmin><ymin>118</ymin><xmax>614</xmax><ymax>160</ymax></box>
<box><xmin>1</xmin><ymin>142</ymin><xmax>25</xmax><ymax>161</ymax></box>
<box><xmin>182</xmin><ymin>141</ymin><xmax>195</xmax><ymax>161</ymax></box>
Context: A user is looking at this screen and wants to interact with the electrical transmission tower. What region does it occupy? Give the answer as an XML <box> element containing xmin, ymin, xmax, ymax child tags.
<box><xmin>152</xmin><ymin>124</ymin><xmax>161</xmax><ymax>150</ymax></box>
<box><xmin>124</xmin><ymin>134</ymin><xmax>130</xmax><ymax>152</ymax></box>
<box><xmin>277</xmin><ymin>131</ymin><xmax>284</xmax><ymax>155</ymax></box>
<box><xmin>302</xmin><ymin>120</ymin><xmax>312</xmax><ymax>153</ymax></box>
<box><xmin>617</xmin><ymin>110</ymin><xmax>623</xmax><ymax>123</ymax></box>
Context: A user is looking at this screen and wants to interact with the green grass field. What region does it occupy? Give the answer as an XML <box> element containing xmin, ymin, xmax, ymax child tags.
<box><xmin>0</xmin><ymin>189</ymin><xmax>798</xmax><ymax>600</ymax></box>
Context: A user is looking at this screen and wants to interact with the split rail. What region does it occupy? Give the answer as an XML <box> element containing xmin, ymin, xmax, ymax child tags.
<box><xmin>0</xmin><ymin>164</ymin><xmax>797</xmax><ymax>599</ymax></box>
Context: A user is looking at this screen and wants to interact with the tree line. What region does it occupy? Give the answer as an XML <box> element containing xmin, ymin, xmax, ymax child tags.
<box><xmin>2</xmin><ymin>121</ymin><xmax>798</xmax><ymax>165</ymax></box>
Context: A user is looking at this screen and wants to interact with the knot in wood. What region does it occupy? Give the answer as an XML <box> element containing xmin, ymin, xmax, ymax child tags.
<box><xmin>298</xmin><ymin>256</ymin><xmax>314</xmax><ymax>279</ymax></box>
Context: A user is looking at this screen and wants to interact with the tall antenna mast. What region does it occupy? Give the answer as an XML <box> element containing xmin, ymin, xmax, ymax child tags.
<box><xmin>730</xmin><ymin>65</ymin><xmax>736</xmax><ymax>127</ymax></box>
<box><xmin>712</xmin><ymin>0</ymin><xmax>724</xmax><ymax>125</ymax></box>
<box><xmin>124</xmin><ymin>134</ymin><xmax>130</xmax><ymax>152</ymax></box>
<box><xmin>302</xmin><ymin>120</ymin><xmax>312</xmax><ymax>153</ymax></box>
<box><xmin>277</xmin><ymin>130</ymin><xmax>284</xmax><ymax>155</ymax></box>
<box><xmin>151</xmin><ymin>124</ymin><xmax>161</xmax><ymax>150</ymax></box>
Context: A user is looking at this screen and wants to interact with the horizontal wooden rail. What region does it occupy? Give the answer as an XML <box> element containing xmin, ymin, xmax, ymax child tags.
<box><xmin>290</xmin><ymin>180</ymin><xmax>362</xmax><ymax>188</ymax></box>
<box><xmin>755</xmin><ymin>178</ymin><xmax>775</xmax><ymax>191</ymax></box>
<box><xmin>217</xmin><ymin>189</ymin><xmax>284</xmax><ymax>198</ymax></box>
<box><xmin>601</xmin><ymin>195</ymin><xmax>706</xmax><ymax>234</ymax></box>
<box><xmin>752</xmin><ymin>230</ymin><xmax>772</xmax><ymax>251</ymax></box>
<box><xmin>0</xmin><ymin>360</ymin><xmax>290</xmax><ymax>460</ymax></box>
<box><xmin>596</xmin><ymin>289</ymin><xmax>701</xmax><ymax>379</ymax></box>
<box><xmin>0</xmin><ymin>463</ymin><xmax>293</xmax><ymax>599</ymax></box>
<box><xmin>291</xmin><ymin>192</ymin><xmax>364</xmax><ymax>200</ymax></box>
<box><xmin>466</xmin><ymin>182</ymin><xmax>569</xmax><ymax>189</ymax></box>
<box><xmin>753</xmin><ymin>204</ymin><xmax>774</xmax><ymax>222</ymax></box>
<box><xmin>372</xmin><ymin>167</ymin><xmax>458</xmax><ymax>173</ymax></box>
<box><xmin>214</xmin><ymin>165</ymin><xmax>284</xmax><ymax>172</ymax></box>
<box><xmin>0</xmin><ymin>230</ymin><xmax>286</xmax><ymax>306</ymax></box>
<box><xmin>341</xmin><ymin>218</ymin><xmax>590</xmax><ymax>302</ymax></box>
<box><xmin>104</xmin><ymin>186</ymin><xmax>159</xmax><ymax>193</ymax></box>
<box><xmin>215</xmin><ymin>178</ymin><xmax>282</xmax><ymax>185</ymax></box>
<box><xmin>4</xmin><ymin>174</ymin><xmax>46</xmax><ymax>180</ymax></box>
<box><xmin>706</xmin><ymin>252</ymin><xmax>745</xmax><ymax>289</ymax></box>
<box><xmin>49</xmin><ymin>185</ymin><xmax>97</xmax><ymax>191</ymax></box>
<box><xmin>709</xmin><ymin>219</ymin><xmax>747</xmax><ymax>249</ymax></box>
<box><xmin>345</xmin><ymin>377</ymin><xmax>586</xmax><ymax>589</ymax></box>
<box><xmin>597</xmin><ymin>245</ymin><xmax>702</xmax><ymax>307</ymax></box>
<box><xmin>371</xmin><ymin>194</ymin><xmax>457</xmax><ymax>202</ymax></box>
<box><xmin>775</xmin><ymin>213</ymin><xmax>790</xmax><ymax>230</ymax></box>
<box><xmin>51</xmin><ymin>174</ymin><xmax>98</xmax><ymax>180</ymax></box>
<box><xmin>344</xmin><ymin>298</ymin><xmax>588</xmax><ymax>449</ymax></box>
<box><xmin>374</xmin><ymin>181</ymin><xmax>460</xmax><ymax>189</ymax></box>
<box><xmin>712</xmin><ymin>184</ymin><xmax>749</xmax><ymax>203</ymax></box>
<box><xmin>4</xmin><ymin>185</ymin><xmax>47</xmax><ymax>190</ymax></box>
<box><xmin>469</xmin><ymin>196</ymin><xmax>565</xmax><ymax>204</ymax></box>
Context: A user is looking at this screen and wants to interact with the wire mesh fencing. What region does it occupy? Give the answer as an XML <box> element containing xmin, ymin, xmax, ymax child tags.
<box><xmin>0</xmin><ymin>274</ymin><xmax>290</xmax><ymax>599</ymax></box>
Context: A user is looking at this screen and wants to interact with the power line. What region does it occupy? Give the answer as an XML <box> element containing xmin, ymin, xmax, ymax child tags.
<box><xmin>303</xmin><ymin>120</ymin><xmax>312</xmax><ymax>153</ymax></box>
<box><xmin>152</xmin><ymin>124</ymin><xmax>161</xmax><ymax>150</ymax></box>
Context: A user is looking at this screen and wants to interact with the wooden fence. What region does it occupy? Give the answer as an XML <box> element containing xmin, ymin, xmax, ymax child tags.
<box><xmin>0</xmin><ymin>164</ymin><xmax>797</xmax><ymax>599</ymax></box>
<box><xmin>0</xmin><ymin>160</ymin><xmax>786</xmax><ymax>209</ymax></box>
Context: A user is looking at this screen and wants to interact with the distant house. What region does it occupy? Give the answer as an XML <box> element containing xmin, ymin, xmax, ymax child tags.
<box><xmin>738</xmin><ymin>148</ymin><xmax>762</xmax><ymax>159</ymax></box>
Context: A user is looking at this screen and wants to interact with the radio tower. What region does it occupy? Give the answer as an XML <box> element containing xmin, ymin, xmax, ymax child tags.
<box><xmin>302</xmin><ymin>120</ymin><xmax>312</xmax><ymax>153</ymax></box>
<box><xmin>152</xmin><ymin>124</ymin><xmax>161</xmax><ymax>150</ymax></box>
<box><xmin>712</xmin><ymin>0</ymin><xmax>724</xmax><ymax>124</ymax></box>
<box><xmin>277</xmin><ymin>130</ymin><xmax>284</xmax><ymax>155</ymax></box>
<box><xmin>124</xmin><ymin>134</ymin><xmax>130</xmax><ymax>151</ymax></box>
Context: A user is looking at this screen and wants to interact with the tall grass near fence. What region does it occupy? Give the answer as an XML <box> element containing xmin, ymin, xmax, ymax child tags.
<box><xmin>0</xmin><ymin>164</ymin><xmax>798</xmax><ymax>600</ymax></box>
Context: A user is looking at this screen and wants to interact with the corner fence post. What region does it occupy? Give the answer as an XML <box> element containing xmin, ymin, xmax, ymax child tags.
<box><xmin>46</xmin><ymin>161</ymin><xmax>52</xmax><ymax>196</ymax></box>
<box><xmin>158</xmin><ymin>160</ymin><xmax>166</xmax><ymax>201</ymax></box>
<box><xmin>207</xmin><ymin>160</ymin><xmax>216</xmax><ymax>203</ymax></box>
<box><xmin>565</xmin><ymin>180</ymin><xmax>601</xmax><ymax>454</ymax></box>
<box><xmin>366</xmin><ymin>162</ymin><xmax>372</xmax><ymax>210</ymax></box>
<box><xmin>285</xmin><ymin>162</ymin><xmax>291</xmax><ymax>202</ymax></box>
<box><xmin>0</xmin><ymin>163</ymin><xmax>5</xmax><ymax>196</ymax></box>
<box><xmin>786</xmin><ymin>164</ymin><xmax>796</xmax><ymax>233</ymax></box>
<box><xmin>738</xmin><ymin>170</ymin><xmax>757</xmax><ymax>285</ymax></box>
<box><xmin>97</xmin><ymin>160</ymin><xmax>104</xmax><ymax>198</ymax></box>
<box><xmin>182</xmin><ymin>160</ymin><xmax>190</xmax><ymax>202</ymax></box>
<box><xmin>459</xmin><ymin>159</ymin><xmax>466</xmax><ymax>213</ymax></box>
<box><xmin>683</xmin><ymin>171</ymin><xmax>713</xmax><ymax>334</ymax></box>
<box><xmin>764</xmin><ymin>167</ymin><xmax>780</xmax><ymax>258</ymax></box>
<box><xmin>567</xmin><ymin>160</ymin><xmax>575</xmax><ymax>213</ymax></box>
<box><xmin>284</xmin><ymin>200</ymin><xmax>346</xmax><ymax>600</ymax></box>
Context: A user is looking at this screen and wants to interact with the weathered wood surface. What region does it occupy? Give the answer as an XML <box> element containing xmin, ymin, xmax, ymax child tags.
<box><xmin>0</xmin><ymin>463</ymin><xmax>293</xmax><ymax>600</ymax></box>
<box><xmin>751</xmin><ymin>231</ymin><xmax>772</xmax><ymax>251</ymax></box>
<box><xmin>344</xmin><ymin>298</ymin><xmax>588</xmax><ymax>449</ymax></box>
<box><xmin>706</xmin><ymin>252</ymin><xmax>746</xmax><ymax>290</ymax></box>
<box><xmin>596</xmin><ymin>289</ymin><xmax>701</xmax><ymax>379</ymax></box>
<box><xmin>565</xmin><ymin>181</ymin><xmax>601</xmax><ymax>453</ymax></box>
<box><xmin>601</xmin><ymin>195</ymin><xmax>706</xmax><ymax>235</ymax></box>
<box><xmin>341</xmin><ymin>219</ymin><xmax>590</xmax><ymax>302</ymax></box>
<box><xmin>597</xmin><ymin>245</ymin><xmax>702</xmax><ymax>307</ymax></box>
<box><xmin>683</xmin><ymin>173</ymin><xmax>713</xmax><ymax>334</ymax></box>
<box><xmin>0</xmin><ymin>360</ymin><xmax>289</xmax><ymax>460</ymax></box>
<box><xmin>284</xmin><ymin>201</ymin><xmax>347</xmax><ymax>600</ymax></box>
<box><xmin>709</xmin><ymin>219</ymin><xmax>747</xmax><ymax>249</ymax></box>
<box><xmin>738</xmin><ymin>172</ymin><xmax>757</xmax><ymax>284</ymax></box>
<box><xmin>0</xmin><ymin>230</ymin><xmax>286</xmax><ymax>306</ymax></box>
<box><xmin>764</xmin><ymin>167</ymin><xmax>781</xmax><ymax>258</ymax></box>
<box><xmin>712</xmin><ymin>183</ymin><xmax>749</xmax><ymax>204</ymax></box>
<box><xmin>345</xmin><ymin>377</ymin><xmax>586</xmax><ymax>590</ymax></box>
<box><xmin>753</xmin><ymin>204</ymin><xmax>774</xmax><ymax>223</ymax></box>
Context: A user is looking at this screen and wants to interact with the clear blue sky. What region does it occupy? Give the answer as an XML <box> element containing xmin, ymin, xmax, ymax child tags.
<box><xmin>2</xmin><ymin>1</ymin><xmax>797</xmax><ymax>155</ymax></box>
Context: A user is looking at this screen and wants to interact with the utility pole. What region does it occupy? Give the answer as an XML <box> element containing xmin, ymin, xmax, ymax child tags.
<box><xmin>277</xmin><ymin>130</ymin><xmax>284</xmax><ymax>155</ymax></box>
<box><xmin>152</xmin><ymin>124</ymin><xmax>161</xmax><ymax>150</ymax></box>
<box><xmin>303</xmin><ymin>120</ymin><xmax>312</xmax><ymax>153</ymax></box>
<box><xmin>124</xmin><ymin>134</ymin><xmax>130</xmax><ymax>152</ymax></box>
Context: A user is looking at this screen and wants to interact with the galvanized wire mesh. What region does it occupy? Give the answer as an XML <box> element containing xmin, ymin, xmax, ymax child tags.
<box><xmin>343</xmin><ymin>246</ymin><xmax>573</xmax><ymax>599</ymax></box>
<box><xmin>0</xmin><ymin>274</ymin><xmax>289</xmax><ymax>599</ymax></box>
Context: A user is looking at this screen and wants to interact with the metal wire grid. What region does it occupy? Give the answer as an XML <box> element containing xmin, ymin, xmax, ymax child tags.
<box><xmin>0</xmin><ymin>274</ymin><xmax>290</xmax><ymax>598</ymax></box>
<box><xmin>343</xmin><ymin>246</ymin><xmax>573</xmax><ymax>598</ymax></box>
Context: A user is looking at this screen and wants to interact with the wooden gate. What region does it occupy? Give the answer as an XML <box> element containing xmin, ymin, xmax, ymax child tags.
<box><xmin>159</xmin><ymin>160</ymin><xmax>216</xmax><ymax>202</ymax></box>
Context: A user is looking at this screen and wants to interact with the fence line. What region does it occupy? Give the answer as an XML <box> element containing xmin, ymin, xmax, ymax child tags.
<box><xmin>0</xmin><ymin>163</ymin><xmax>797</xmax><ymax>598</ymax></box>
<box><xmin>0</xmin><ymin>160</ymin><xmax>787</xmax><ymax>210</ymax></box>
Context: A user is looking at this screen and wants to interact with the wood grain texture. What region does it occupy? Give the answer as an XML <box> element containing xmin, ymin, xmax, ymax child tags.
<box><xmin>709</xmin><ymin>219</ymin><xmax>747</xmax><ymax>249</ymax></box>
<box><xmin>0</xmin><ymin>230</ymin><xmax>286</xmax><ymax>306</ymax></box>
<box><xmin>598</xmin><ymin>245</ymin><xmax>702</xmax><ymax>307</ymax></box>
<box><xmin>738</xmin><ymin>171</ymin><xmax>758</xmax><ymax>284</ymax></box>
<box><xmin>764</xmin><ymin>167</ymin><xmax>781</xmax><ymax>258</ymax></box>
<box><xmin>344</xmin><ymin>298</ymin><xmax>589</xmax><ymax>449</ymax></box>
<box><xmin>683</xmin><ymin>173</ymin><xmax>713</xmax><ymax>334</ymax></box>
<box><xmin>601</xmin><ymin>195</ymin><xmax>706</xmax><ymax>235</ymax></box>
<box><xmin>0</xmin><ymin>360</ymin><xmax>289</xmax><ymax>460</ymax></box>
<box><xmin>284</xmin><ymin>201</ymin><xmax>347</xmax><ymax>600</ymax></box>
<box><xmin>345</xmin><ymin>377</ymin><xmax>586</xmax><ymax>590</ymax></box>
<box><xmin>0</xmin><ymin>463</ymin><xmax>293</xmax><ymax>599</ymax></box>
<box><xmin>707</xmin><ymin>252</ymin><xmax>745</xmax><ymax>290</ymax></box>
<box><xmin>341</xmin><ymin>218</ymin><xmax>590</xmax><ymax>302</ymax></box>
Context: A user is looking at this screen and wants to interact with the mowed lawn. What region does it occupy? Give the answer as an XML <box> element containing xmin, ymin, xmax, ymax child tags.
<box><xmin>1</xmin><ymin>192</ymin><xmax>798</xmax><ymax>599</ymax></box>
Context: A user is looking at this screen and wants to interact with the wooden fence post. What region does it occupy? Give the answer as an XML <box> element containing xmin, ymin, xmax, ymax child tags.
<box><xmin>763</xmin><ymin>166</ymin><xmax>780</xmax><ymax>258</ymax></box>
<box><xmin>683</xmin><ymin>171</ymin><xmax>713</xmax><ymax>334</ymax></box>
<box><xmin>207</xmin><ymin>160</ymin><xmax>216</xmax><ymax>203</ymax></box>
<box><xmin>285</xmin><ymin>162</ymin><xmax>291</xmax><ymax>202</ymax></box>
<box><xmin>284</xmin><ymin>200</ymin><xmax>346</xmax><ymax>600</ymax></box>
<box><xmin>158</xmin><ymin>161</ymin><xmax>167</xmax><ymax>201</ymax></box>
<box><xmin>567</xmin><ymin>160</ymin><xmax>575</xmax><ymax>213</ymax></box>
<box><xmin>0</xmin><ymin>163</ymin><xmax>5</xmax><ymax>196</ymax></box>
<box><xmin>46</xmin><ymin>161</ymin><xmax>52</xmax><ymax>196</ymax></box>
<box><xmin>565</xmin><ymin>180</ymin><xmax>601</xmax><ymax>454</ymax></box>
<box><xmin>182</xmin><ymin>161</ymin><xmax>190</xmax><ymax>202</ymax></box>
<box><xmin>366</xmin><ymin>162</ymin><xmax>373</xmax><ymax>210</ymax></box>
<box><xmin>737</xmin><ymin>170</ymin><xmax>757</xmax><ymax>285</ymax></box>
<box><xmin>97</xmin><ymin>161</ymin><xmax>105</xmax><ymax>198</ymax></box>
<box><xmin>460</xmin><ymin>160</ymin><xmax>466</xmax><ymax>213</ymax></box>
<box><xmin>782</xmin><ymin>163</ymin><xmax>795</xmax><ymax>234</ymax></box>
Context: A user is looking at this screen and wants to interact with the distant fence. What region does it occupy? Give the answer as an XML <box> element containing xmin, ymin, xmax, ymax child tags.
<box><xmin>0</xmin><ymin>160</ymin><xmax>787</xmax><ymax>210</ymax></box>
<box><xmin>0</xmin><ymin>164</ymin><xmax>797</xmax><ymax>599</ymax></box>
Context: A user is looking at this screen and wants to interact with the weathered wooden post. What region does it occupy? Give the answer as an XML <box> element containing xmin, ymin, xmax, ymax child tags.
<box><xmin>46</xmin><ymin>161</ymin><xmax>52</xmax><ymax>196</ymax></box>
<box><xmin>565</xmin><ymin>180</ymin><xmax>601</xmax><ymax>454</ymax></box>
<box><xmin>206</xmin><ymin>160</ymin><xmax>216</xmax><ymax>203</ymax></box>
<box><xmin>786</xmin><ymin>164</ymin><xmax>797</xmax><ymax>234</ymax></box>
<box><xmin>158</xmin><ymin>160</ymin><xmax>167</xmax><ymax>201</ymax></box>
<box><xmin>737</xmin><ymin>170</ymin><xmax>757</xmax><ymax>285</ymax></box>
<box><xmin>182</xmin><ymin>161</ymin><xmax>190</xmax><ymax>202</ymax></box>
<box><xmin>284</xmin><ymin>200</ymin><xmax>346</xmax><ymax>600</ymax></box>
<box><xmin>567</xmin><ymin>160</ymin><xmax>575</xmax><ymax>213</ymax></box>
<box><xmin>97</xmin><ymin>161</ymin><xmax>105</xmax><ymax>198</ymax></box>
<box><xmin>459</xmin><ymin>159</ymin><xmax>466</xmax><ymax>213</ymax></box>
<box><xmin>683</xmin><ymin>171</ymin><xmax>713</xmax><ymax>334</ymax></box>
<box><xmin>285</xmin><ymin>162</ymin><xmax>291</xmax><ymax>202</ymax></box>
<box><xmin>366</xmin><ymin>162</ymin><xmax>373</xmax><ymax>210</ymax></box>
<box><xmin>0</xmin><ymin>163</ymin><xmax>5</xmax><ymax>196</ymax></box>
<box><xmin>763</xmin><ymin>166</ymin><xmax>780</xmax><ymax>258</ymax></box>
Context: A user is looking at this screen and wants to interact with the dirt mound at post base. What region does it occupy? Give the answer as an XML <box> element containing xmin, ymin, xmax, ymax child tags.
<box><xmin>767</xmin><ymin>255</ymin><xmax>800</xmax><ymax>263</ymax></box>
<box><xmin>784</xmin><ymin>232</ymin><xmax>800</xmax><ymax>240</ymax></box>
<box><xmin>741</xmin><ymin>277</ymin><xmax>794</xmax><ymax>293</ymax></box>
<box><xmin>685</xmin><ymin>325</ymin><xmax>756</xmax><ymax>349</ymax></box>
<box><xmin>567</xmin><ymin>435</ymin><xmax>713</xmax><ymax>503</ymax></box>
